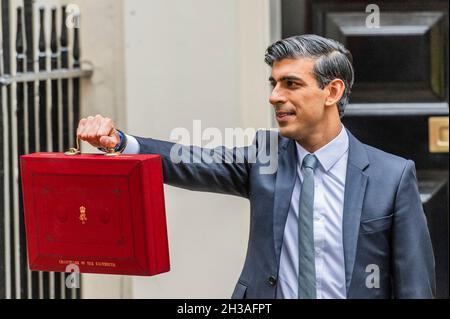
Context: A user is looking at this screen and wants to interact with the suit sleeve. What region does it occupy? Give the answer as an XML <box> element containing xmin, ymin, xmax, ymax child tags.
<box><xmin>392</xmin><ymin>160</ymin><xmax>436</xmax><ymax>298</ymax></box>
<box><xmin>131</xmin><ymin>132</ymin><xmax>264</xmax><ymax>199</ymax></box>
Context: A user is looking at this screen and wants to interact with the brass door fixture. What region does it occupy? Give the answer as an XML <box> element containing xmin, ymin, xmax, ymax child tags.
<box><xmin>429</xmin><ymin>117</ymin><xmax>449</xmax><ymax>153</ymax></box>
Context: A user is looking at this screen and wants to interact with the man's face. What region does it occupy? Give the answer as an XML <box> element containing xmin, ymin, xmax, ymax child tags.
<box><xmin>269</xmin><ymin>58</ymin><xmax>329</xmax><ymax>140</ymax></box>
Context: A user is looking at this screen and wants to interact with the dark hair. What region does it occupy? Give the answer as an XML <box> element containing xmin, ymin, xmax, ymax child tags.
<box><xmin>265</xmin><ymin>34</ymin><xmax>354</xmax><ymax>117</ymax></box>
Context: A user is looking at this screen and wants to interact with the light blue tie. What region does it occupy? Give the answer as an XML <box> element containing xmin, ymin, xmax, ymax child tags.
<box><xmin>298</xmin><ymin>154</ymin><xmax>318</xmax><ymax>299</ymax></box>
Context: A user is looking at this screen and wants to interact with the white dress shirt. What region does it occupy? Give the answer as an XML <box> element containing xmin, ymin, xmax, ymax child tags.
<box><xmin>123</xmin><ymin>135</ymin><xmax>140</xmax><ymax>154</ymax></box>
<box><xmin>277</xmin><ymin>126</ymin><xmax>349</xmax><ymax>299</ymax></box>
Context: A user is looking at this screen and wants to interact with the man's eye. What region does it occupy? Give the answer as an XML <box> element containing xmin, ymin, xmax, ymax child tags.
<box><xmin>286</xmin><ymin>81</ymin><xmax>297</xmax><ymax>88</ymax></box>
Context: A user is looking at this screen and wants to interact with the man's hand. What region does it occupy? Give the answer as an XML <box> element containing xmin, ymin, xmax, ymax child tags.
<box><xmin>77</xmin><ymin>115</ymin><xmax>120</xmax><ymax>149</ymax></box>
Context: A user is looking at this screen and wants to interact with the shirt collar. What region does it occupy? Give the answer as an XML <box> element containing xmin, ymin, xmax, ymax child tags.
<box><xmin>295</xmin><ymin>125</ymin><xmax>349</xmax><ymax>172</ymax></box>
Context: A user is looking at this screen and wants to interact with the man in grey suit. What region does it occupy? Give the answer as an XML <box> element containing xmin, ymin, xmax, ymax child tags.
<box><xmin>77</xmin><ymin>35</ymin><xmax>435</xmax><ymax>299</ymax></box>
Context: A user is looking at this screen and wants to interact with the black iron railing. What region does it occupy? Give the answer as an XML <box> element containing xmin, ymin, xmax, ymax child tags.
<box><xmin>0</xmin><ymin>0</ymin><xmax>93</xmax><ymax>299</ymax></box>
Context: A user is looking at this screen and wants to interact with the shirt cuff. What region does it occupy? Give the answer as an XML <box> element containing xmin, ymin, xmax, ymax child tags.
<box><xmin>123</xmin><ymin>134</ymin><xmax>140</xmax><ymax>154</ymax></box>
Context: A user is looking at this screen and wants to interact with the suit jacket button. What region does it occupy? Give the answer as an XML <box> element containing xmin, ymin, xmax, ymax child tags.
<box><xmin>268</xmin><ymin>276</ymin><xmax>277</xmax><ymax>286</ymax></box>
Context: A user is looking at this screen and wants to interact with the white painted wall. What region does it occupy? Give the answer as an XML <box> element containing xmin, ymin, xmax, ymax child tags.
<box><xmin>124</xmin><ymin>0</ymin><xmax>244</xmax><ymax>299</ymax></box>
<box><xmin>73</xmin><ymin>0</ymin><xmax>275</xmax><ymax>299</ymax></box>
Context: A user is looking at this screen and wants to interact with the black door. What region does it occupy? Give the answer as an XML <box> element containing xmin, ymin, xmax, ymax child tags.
<box><xmin>282</xmin><ymin>0</ymin><xmax>449</xmax><ymax>298</ymax></box>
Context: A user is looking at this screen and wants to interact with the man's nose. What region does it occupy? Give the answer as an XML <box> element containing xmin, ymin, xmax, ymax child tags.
<box><xmin>269</xmin><ymin>86</ymin><xmax>287</xmax><ymax>106</ymax></box>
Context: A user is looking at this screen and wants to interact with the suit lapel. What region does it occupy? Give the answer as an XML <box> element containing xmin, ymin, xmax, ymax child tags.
<box><xmin>342</xmin><ymin>130</ymin><xmax>370</xmax><ymax>293</ymax></box>
<box><xmin>273</xmin><ymin>138</ymin><xmax>298</xmax><ymax>265</ymax></box>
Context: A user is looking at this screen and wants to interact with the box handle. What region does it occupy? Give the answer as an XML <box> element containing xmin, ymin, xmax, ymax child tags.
<box><xmin>65</xmin><ymin>138</ymin><xmax>120</xmax><ymax>156</ymax></box>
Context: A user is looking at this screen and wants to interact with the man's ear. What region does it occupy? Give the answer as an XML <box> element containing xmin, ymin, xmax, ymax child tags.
<box><xmin>324</xmin><ymin>79</ymin><xmax>346</xmax><ymax>107</ymax></box>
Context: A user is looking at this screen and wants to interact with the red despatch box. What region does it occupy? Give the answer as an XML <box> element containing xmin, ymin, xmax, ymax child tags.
<box><xmin>20</xmin><ymin>153</ymin><xmax>170</xmax><ymax>276</ymax></box>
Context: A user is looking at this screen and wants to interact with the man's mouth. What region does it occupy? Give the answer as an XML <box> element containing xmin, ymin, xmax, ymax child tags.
<box><xmin>276</xmin><ymin>111</ymin><xmax>296</xmax><ymax>121</ymax></box>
